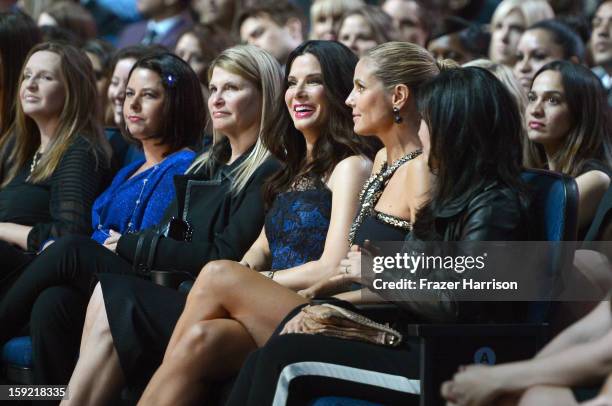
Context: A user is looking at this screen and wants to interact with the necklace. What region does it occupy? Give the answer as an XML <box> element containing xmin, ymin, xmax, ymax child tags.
<box><xmin>348</xmin><ymin>149</ymin><xmax>422</xmax><ymax>246</ymax></box>
<box><xmin>29</xmin><ymin>150</ymin><xmax>43</xmax><ymax>175</ymax></box>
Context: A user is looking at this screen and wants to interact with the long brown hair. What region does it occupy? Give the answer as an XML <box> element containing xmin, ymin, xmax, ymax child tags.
<box><xmin>524</xmin><ymin>61</ymin><xmax>612</xmax><ymax>176</ymax></box>
<box><xmin>0</xmin><ymin>42</ymin><xmax>111</xmax><ymax>187</ymax></box>
<box><xmin>263</xmin><ymin>40</ymin><xmax>378</xmax><ymax>206</ymax></box>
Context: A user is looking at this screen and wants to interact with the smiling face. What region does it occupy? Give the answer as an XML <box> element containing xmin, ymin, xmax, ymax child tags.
<box><xmin>345</xmin><ymin>57</ymin><xmax>392</xmax><ymax>136</ymax></box>
<box><xmin>20</xmin><ymin>50</ymin><xmax>65</xmax><ymax>121</ymax></box>
<box><xmin>107</xmin><ymin>58</ymin><xmax>137</xmax><ymax>126</ymax></box>
<box><xmin>207</xmin><ymin>66</ymin><xmax>261</xmax><ymax>137</ymax></box>
<box><xmin>489</xmin><ymin>9</ymin><xmax>525</xmax><ymax>65</ymax></box>
<box><xmin>591</xmin><ymin>2</ymin><xmax>612</xmax><ymax>66</ymax></box>
<box><xmin>514</xmin><ymin>29</ymin><xmax>565</xmax><ymax>93</ymax></box>
<box><xmin>176</xmin><ymin>33</ymin><xmax>207</xmax><ymax>83</ymax></box>
<box><xmin>526</xmin><ymin>70</ymin><xmax>572</xmax><ymax>152</ymax></box>
<box><xmin>338</xmin><ymin>14</ymin><xmax>378</xmax><ymax>57</ymax></box>
<box><xmin>284</xmin><ymin>53</ymin><xmax>328</xmax><ymax>139</ymax></box>
<box><xmin>123</xmin><ymin>67</ymin><xmax>166</xmax><ymax>140</ymax></box>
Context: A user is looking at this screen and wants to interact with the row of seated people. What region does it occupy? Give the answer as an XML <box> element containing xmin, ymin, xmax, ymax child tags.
<box><xmin>0</xmin><ymin>35</ymin><xmax>611</xmax><ymax>406</ymax></box>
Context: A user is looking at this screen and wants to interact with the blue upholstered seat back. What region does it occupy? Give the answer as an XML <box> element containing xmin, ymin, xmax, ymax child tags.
<box><xmin>521</xmin><ymin>169</ymin><xmax>578</xmax><ymax>241</ymax></box>
<box><xmin>520</xmin><ymin>169</ymin><xmax>578</xmax><ymax>323</ymax></box>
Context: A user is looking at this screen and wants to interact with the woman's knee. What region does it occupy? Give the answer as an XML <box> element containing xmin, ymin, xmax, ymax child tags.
<box><xmin>46</xmin><ymin>235</ymin><xmax>92</xmax><ymax>253</ymax></box>
<box><xmin>190</xmin><ymin>260</ymin><xmax>236</xmax><ymax>300</ymax></box>
<box><xmin>519</xmin><ymin>385</ymin><xmax>576</xmax><ymax>406</ymax></box>
<box><xmin>30</xmin><ymin>286</ymin><xmax>85</xmax><ymax>332</ymax></box>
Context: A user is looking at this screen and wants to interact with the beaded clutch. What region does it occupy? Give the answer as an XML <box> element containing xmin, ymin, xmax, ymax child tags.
<box><xmin>297</xmin><ymin>303</ymin><xmax>402</xmax><ymax>347</ymax></box>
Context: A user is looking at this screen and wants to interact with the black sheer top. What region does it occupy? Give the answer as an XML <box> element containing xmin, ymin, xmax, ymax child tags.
<box><xmin>0</xmin><ymin>136</ymin><xmax>110</xmax><ymax>251</ymax></box>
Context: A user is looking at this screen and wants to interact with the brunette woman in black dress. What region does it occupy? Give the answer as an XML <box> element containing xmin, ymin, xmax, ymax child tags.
<box><xmin>0</xmin><ymin>42</ymin><xmax>111</xmax><ymax>294</ymax></box>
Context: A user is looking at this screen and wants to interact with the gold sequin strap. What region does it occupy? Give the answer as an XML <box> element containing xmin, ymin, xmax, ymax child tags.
<box><xmin>347</xmin><ymin>149</ymin><xmax>422</xmax><ymax>246</ymax></box>
<box><xmin>374</xmin><ymin>210</ymin><xmax>413</xmax><ymax>231</ymax></box>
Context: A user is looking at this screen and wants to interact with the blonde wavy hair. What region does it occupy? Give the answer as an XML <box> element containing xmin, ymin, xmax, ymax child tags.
<box><xmin>0</xmin><ymin>42</ymin><xmax>110</xmax><ymax>187</ymax></box>
<box><xmin>490</xmin><ymin>0</ymin><xmax>554</xmax><ymax>30</ymax></box>
<box><xmin>188</xmin><ymin>45</ymin><xmax>282</xmax><ymax>194</ymax></box>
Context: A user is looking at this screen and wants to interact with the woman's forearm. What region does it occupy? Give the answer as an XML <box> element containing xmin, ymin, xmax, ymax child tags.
<box><xmin>0</xmin><ymin>223</ymin><xmax>32</xmax><ymax>250</ymax></box>
<box><xmin>537</xmin><ymin>301</ymin><xmax>611</xmax><ymax>359</ymax></box>
<box><xmin>497</xmin><ymin>329</ymin><xmax>612</xmax><ymax>395</ymax></box>
<box><xmin>273</xmin><ymin>259</ymin><xmax>336</xmax><ymax>291</ymax></box>
<box><xmin>240</xmin><ymin>247</ymin><xmax>270</xmax><ymax>272</ymax></box>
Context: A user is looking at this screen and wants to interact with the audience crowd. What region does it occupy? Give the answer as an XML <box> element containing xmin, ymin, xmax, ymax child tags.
<box><xmin>0</xmin><ymin>0</ymin><xmax>612</xmax><ymax>405</ymax></box>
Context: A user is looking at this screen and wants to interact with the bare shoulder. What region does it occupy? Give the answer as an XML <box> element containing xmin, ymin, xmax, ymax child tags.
<box><xmin>328</xmin><ymin>155</ymin><xmax>373</xmax><ymax>189</ymax></box>
<box><xmin>576</xmin><ymin>170</ymin><xmax>611</xmax><ymax>192</ymax></box>
<box><xmin>331</xmin><ymin>155</ymin><xmax>372</xmax><ymax>178</ymax></box>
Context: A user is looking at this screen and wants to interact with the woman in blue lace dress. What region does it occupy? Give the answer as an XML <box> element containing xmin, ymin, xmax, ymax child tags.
<box><xmin>62</xmin><ymin>40</ymin><xmax>376</xmax><ymax>404</ymax></box>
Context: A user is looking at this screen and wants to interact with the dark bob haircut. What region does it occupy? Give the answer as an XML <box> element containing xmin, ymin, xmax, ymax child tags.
<box><xmin>525</xmin><ymin>60</ymin><xmax>612</xmax><ymax>176</ymax></box>
<box><xmin>125</xmin><ymin>52</ymin><xmax>205</xmax><ymax>154</ymax></box>
<box><xmin>263</xmin><ymin>40</ymin><xmax>379</xmax><ymax>205</ymax></box>
<box><xmin>414</xmin><ymin>66</ymin><xmax>525</xmax><ymax>237</ymax></box>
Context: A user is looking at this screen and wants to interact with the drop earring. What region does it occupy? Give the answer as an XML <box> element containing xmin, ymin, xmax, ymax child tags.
<box><xmin>393</xmin><ymin>106</ymin><xmax>403</xmax><ymax>124</ymax></box>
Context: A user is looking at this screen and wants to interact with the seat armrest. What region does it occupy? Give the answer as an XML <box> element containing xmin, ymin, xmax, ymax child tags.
<box><xmin>150</xmin><ymin>270</ymin><xmax>194</xmax><ymax>289</ymax></box>
<box><xmin>406</xmin><ymin>323</ymin><xmax>549</xmax><ymax>338</ymax></box>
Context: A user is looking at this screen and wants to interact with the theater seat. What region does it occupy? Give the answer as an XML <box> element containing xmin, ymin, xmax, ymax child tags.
<box><xmin>385</xmin><ymin>169</ymin><xmax>578</xmax><ymax>406</ymax></box>
<box><xmin>2</xmin><ymin>336</ymin><xmax>34</xmax><ymax>384</ymax></box>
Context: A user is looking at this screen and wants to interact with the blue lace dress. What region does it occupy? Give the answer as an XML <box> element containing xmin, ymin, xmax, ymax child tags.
<box><xmin>266</xmin><ymin>175</ymin><xmax>332</xmax><ymax>270</ymax></box>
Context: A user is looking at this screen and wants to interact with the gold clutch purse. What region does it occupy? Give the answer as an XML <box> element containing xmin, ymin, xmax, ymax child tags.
<box><xmin>298</xmin><ymin>304</ymin><xmax>403</xmax><ymax>347</ymax></box>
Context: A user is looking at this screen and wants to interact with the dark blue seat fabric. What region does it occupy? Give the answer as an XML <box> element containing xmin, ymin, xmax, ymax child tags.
<box><xmin>521</xmin><ymin>169</ymin><xmax>578</xmax><ymax>323</ymax></box>
<box><xmin>2</xmin><ymin>336</ymin><xmax>32</xmax><ymax>367</ymax></box>
<box><xmin>521</xmin><ymin>169</ymin><xmax>578</xmax><ymax>241</ymax></box>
